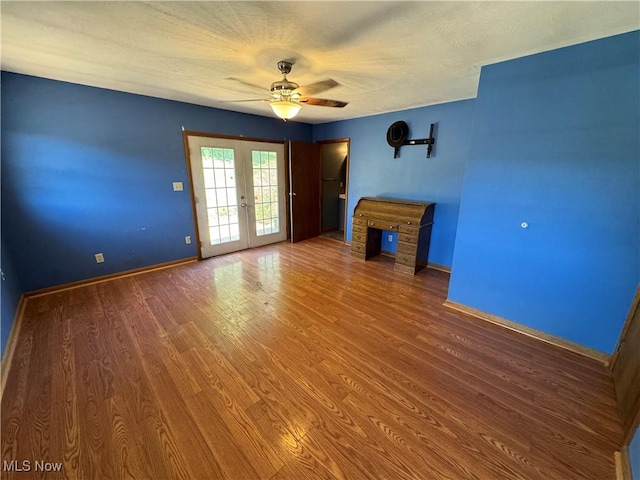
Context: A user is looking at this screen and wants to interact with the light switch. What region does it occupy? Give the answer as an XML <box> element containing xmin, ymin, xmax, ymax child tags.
<box><xmin>173</xmin><ymin>182</ymin><xmax>184</xmax><ymax>191</ymax></box>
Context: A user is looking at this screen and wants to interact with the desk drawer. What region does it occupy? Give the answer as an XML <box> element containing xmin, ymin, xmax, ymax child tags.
<box><xmin>352</xmin><ymin>231</ymin><xmax>366</xmax><ymax>243</ymax></box>
<box><xmin>397</xmin><ymin>241</ymin><xmax>417</xmax><ymax>255</ymax></box>
<box><xmin>367</xmin><ymin>219</ymin><xmax>398</xmax><ymax>231</ymax></box>
<box><xmin>351</xmin><ymin>251</ymin><xmax>366</xmax><ymax>260</ymax></box>
<box><xmin>395</xmin><ymin>252</ymin><xmax>416</xmax><ymax>267</ymax></box>
<box><xmin>398</xmin><ymin>224</ymin><xmax>420</xmax><ymax>234</ymax></box>
<box><xmin>352</xmin><ymin>224</ymin><xmax>367</xmax><ymax>234</ymax></box>
<box><xmin>351</xmin><ymin>241</ymin><xmax>366</xmax><ymax>255</ymax></box>
<box><xmin>398</xmin><ymin>232</ymin><xmax>418</xmax><ymax>244</ymax></box>
<box><xmin>353</xmin><ymin>217</ymin><xmax>368</xmax><ymax>226</ymax></box>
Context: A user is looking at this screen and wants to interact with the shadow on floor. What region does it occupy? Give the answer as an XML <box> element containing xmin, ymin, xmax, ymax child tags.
<box><xmin>322</xmin><ymin>230</ymin><xmax>344</xmax><ymax>242</ymax></box>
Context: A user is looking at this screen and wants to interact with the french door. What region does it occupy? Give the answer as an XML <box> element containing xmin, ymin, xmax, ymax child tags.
<box><xmin>188</xmin><ymin>136</ymin><xmax>286</xmax><ymax>258</ymax></box>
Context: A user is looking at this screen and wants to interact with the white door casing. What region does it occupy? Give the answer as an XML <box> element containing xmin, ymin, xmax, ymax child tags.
<box><xmin>188</xmin><ymin>136</ymin><xmax>286</xmax><ymax>258</ymax></box>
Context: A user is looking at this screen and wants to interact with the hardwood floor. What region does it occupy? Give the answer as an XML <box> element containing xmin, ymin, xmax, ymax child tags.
<box><xmin>1</xmin><ymin>237</ymin><xmax>622</xmax><ymax>479</ymax></box>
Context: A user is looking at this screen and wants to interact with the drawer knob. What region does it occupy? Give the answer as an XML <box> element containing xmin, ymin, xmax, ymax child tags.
<box><xmin>389</xmin><ymin>225</ymin><xmax>393</xmax><ymax>229</ymax></box>
<box><xmin>370</xmin><ymin>222</ymin><xmax>375</xmax><ymax>226</ymax></box>
<box><xmin>407</xmin><ymin>221</ymin><xmax>411</xmax><ymax>225</ymax></box>
<box><xmin>359</xmin><ymin>214</ymin><xmax>363</xmax><ymax>217</ymax></box>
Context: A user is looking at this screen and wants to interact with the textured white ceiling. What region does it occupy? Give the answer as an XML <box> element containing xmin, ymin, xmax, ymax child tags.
<box><xmin>2</xmin><ymin>1</ymin><xmax>638</xmax><ymax>124</ymax></box>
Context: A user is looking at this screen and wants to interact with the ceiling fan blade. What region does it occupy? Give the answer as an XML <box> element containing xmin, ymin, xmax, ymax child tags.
<box><xmin>296</xmin><ymin>79</ymin><xmax>339</xmax><ymax>97</ymax></box>
<box><xmin>300</xmin><ymin>97</ymin><xmax>348</xmax><ymax>108</ymax></box>
<box><xmin>225</xmin><ymin>77</ymin><xmax>267</xmax><ymax>94</ymax></box>
<box><xmin>221</xmin><ymin>98</ymin><xmax>268</xmax><ymax>103</ymax></box>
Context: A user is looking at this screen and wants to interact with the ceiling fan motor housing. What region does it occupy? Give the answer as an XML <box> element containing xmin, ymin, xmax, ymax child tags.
<box><xmin>271</xmin><ymin>61</ymin><xmax>299</xmax><ymax>98</ymax></box>
<box><xmin>277</xmin><ymin>61</ymin><xmax>293</xmax><ymax>75</ymax></box>
<box><xmin>270</xmin><ymin>79</ymin><xmax>299</xmax><ymax>93</ymax></box>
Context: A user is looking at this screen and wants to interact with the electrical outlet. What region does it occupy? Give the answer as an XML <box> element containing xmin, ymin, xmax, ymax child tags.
<box><xmin>388</xmin><ymin>234</ymin><xmax>393</xmax><ymax>242</ymax></box>
<box><xmin>185</xmin><ymin>236</ymin><xmax>192</xmax><ymax>244</ymax></box>
<box><xmin>94</xmin><ymin>253</ymin><xmax>105</xmax><ymax>263</ymax></box>
<box><xmin>173</xmin><ymin>181</ymin><xmax>184</xmax><ymax>191</ymax></box>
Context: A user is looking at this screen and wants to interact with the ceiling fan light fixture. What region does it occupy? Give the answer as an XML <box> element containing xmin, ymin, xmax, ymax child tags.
<box><xmin>270</xmin><ymin>100</ymin><xmax>302</xmax><ymax>120</ymax></box>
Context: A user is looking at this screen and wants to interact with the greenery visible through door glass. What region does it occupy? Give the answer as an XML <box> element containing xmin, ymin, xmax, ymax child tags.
<box><xmin>252</xmin><ymin>150</ymin><xmax>279</xmax><ymax>236</ymax></box>
<box><xmin>201</xmin><ymin>147</ymin><xmax>240</xmax><ymax>245</ymax></box>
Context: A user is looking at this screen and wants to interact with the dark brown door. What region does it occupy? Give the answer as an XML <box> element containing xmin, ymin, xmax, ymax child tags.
<box><xmin>288</xmin><ymin>141</ymin><xmax>321</xmax><ymax>242</ymax></box>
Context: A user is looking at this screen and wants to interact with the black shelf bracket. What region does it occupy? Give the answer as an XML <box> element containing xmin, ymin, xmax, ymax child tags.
<box><xmin>400</xmin><ymin>123</ymin><xmax>436</xmax><ymax>158</ymax></box>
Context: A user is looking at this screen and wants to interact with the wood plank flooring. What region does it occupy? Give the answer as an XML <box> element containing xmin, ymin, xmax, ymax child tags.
<box><xmin>1</xmin><ymin>237</ymin><xmax>623</xmax><ymax>479</ymax></box>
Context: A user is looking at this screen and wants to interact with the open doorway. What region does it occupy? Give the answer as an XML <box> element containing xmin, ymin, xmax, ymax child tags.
<box><xmin>319</xmin><ymin>139</ymin><xmax>350</xmax><ymax>243</ymax></box>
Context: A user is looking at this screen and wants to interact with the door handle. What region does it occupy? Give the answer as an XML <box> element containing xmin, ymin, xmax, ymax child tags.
<box><xmin>289</xmin><ymin>192</ymin><xmax>297</xmax><ymax>196</ymax></box>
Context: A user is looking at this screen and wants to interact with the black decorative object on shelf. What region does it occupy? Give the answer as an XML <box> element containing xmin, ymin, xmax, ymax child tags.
<box><xmin>386</xmin><ymin>122</ymin><xmax>436</xmax><ymax>158</ymax></box>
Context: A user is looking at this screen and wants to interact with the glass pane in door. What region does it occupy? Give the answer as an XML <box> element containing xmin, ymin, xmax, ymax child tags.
<box><xmin>201</xmin><ymin>147</ymin><xmax>240</xmax><ymax>245</ymax></box>
<box><xmin>251</xmin><ymin>150</ymin><xmax>280</xmax><ymax>236</ymax></box>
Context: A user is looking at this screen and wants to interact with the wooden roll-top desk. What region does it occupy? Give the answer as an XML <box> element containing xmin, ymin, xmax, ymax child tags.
<box><xmin>351</xmin><ymin>197</ymin><xmax>435</xmax><ymax>275</ymax></box>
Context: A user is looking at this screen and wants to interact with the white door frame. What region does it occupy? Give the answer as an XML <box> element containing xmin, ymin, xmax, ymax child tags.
<box><xmin>187</xmin><ymin>134</ymin><xmax>286</xmax><ymax>258</ymax></box>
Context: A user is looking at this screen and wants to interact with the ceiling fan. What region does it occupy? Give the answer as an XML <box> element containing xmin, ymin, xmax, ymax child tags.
<box><xmin>228</xmin><ymin>61</ymin><xmax>348</xmax><ymax>121</ymax></box>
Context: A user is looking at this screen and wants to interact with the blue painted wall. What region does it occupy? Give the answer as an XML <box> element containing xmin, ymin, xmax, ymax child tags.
<box><xmin>1</xmin><ymin>72</ymin><xmax>312</xmax><ymax>294</ymax></box>
<box><xmin>631</xmin><ymin>427</ymin><xmax>640</xmax><ymax>480</ymax></box>
<box><xmin>314</xmin><ymin>99</ymin><xmax>476</xmax><ymax>268</ymax></box>
<box><xmin>448</xmin><ymin>31</ymin><xmax>640</xmax><ymax>354</ymax></box>
<box><xmin>2</xmin><ymin>31</ymin><xmax>639</xmax><ymax>361</ymax></box>
<box><xmin>1</xmin><ymin>239</ymin><xmax>23</xmax><ymax>355</ymax></box>
<box><xmin>1</xmin><ymin>72</ymin><xmax>312</xmax><ymax>355</ymax></box>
